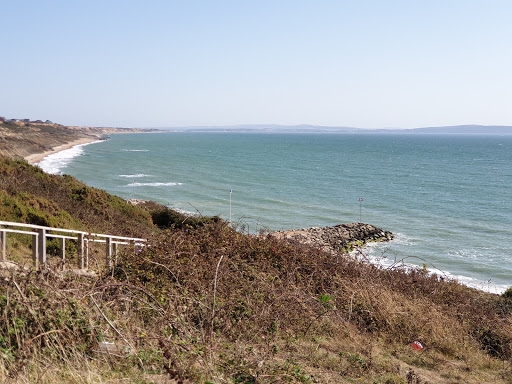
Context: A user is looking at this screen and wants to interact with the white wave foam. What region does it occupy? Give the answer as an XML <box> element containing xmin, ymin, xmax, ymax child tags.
<box><xmin>36</xmin><ymin>141</ymin><xmax>101</xmax><ymax>174</ymax></box>
<box><xmin>449</xmin><ymin>247</ymin><xmax>495</xmax><ymax>261</ymax></box>
<box><xmin>121</xmin><ymin>149</ymin><xmax>149</xmax><ymax>152</ymax></box>
<box><xmin>354</xmin><ymin>235</ymin><xmax>509</xmax><ymax>295</ymax></box>
<box><xmin>128</xmin><ymin>182</ymin><xmax>183</xmax><ymax>187</ymax></box>
<box><xmin>447</xmin><ymin>272</ymin><xmax>508</xmax><ymax>295</ymax></box>
<box><xmin>363</xmin><ymin>254</ymin><xmax>507</xmax><ymax>294</ymax></box>
<box><xmin>167</xmin><ymin>207</ymin><xmax>197</xmax><ymax>217</ymax></box>
<box><xmin>119</xmin><ymin>174</ymin><xmax>151</xmax><ymax>178</ymax></box>
<box><xmin>388</xmin><ymin>232</ymin><xmax>414</xmax><ymax>246</ymax></box>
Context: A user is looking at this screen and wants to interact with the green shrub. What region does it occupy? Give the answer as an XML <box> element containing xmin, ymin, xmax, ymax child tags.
<box><xmin>150</xmin><ymin>207</ymin><xmax>221</xmax><ymax>229</ymax></box>
<box><xmin>503</xmin><ymin>287</ymin><xmax>512</xmax><ymax>300</ymax></box>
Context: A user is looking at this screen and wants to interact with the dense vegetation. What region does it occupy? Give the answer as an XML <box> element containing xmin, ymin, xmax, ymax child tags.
<box><xmin>0</xmin><ymin>157</ymin><xmax>511</xmax><ymax>383</ymax></box>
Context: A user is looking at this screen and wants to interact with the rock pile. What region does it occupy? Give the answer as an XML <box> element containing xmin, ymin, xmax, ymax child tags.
<box><xmin>271</xmin><ymin>223</ymin><xmax>393</xmax><ymax>254</ymax></box>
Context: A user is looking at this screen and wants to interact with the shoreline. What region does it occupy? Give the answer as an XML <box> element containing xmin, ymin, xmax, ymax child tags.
<box><xmin>24</xmin><ymin>136</ymin><xmax>102</xmax><ymax>165</ymax></box>
<box><xmin>22</xmin><ymin>128</ymin><xmax>159</xmax><ymax>165</ymax></box>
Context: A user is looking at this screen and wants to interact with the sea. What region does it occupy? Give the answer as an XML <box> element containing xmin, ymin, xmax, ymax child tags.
<box><xmin>37</xmin><ymin>132</ymin><xmax>512</xmax><ymax>294</ymax></box>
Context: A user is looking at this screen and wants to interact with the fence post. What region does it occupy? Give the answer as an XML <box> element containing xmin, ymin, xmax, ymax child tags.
<box><xmin>38</xmin><ymin>228</ymin><xmax>46</xmax><ymax>267</ymax></box>
<box><xmin>59</xmin><ymin>237</ymin><xmax>66</xmax><ymax>270</ymax></box>
<box><xmin>77</xmin><ymin>233</ymin><xmax>85</xmax><ymax>269</ymax></box>
<box><xmin>85</xmin><ymin>239</ymin><xmax>89</xmax><ymax>269</ymax></box>
<box><xmin>0</xmin><ymin>227</ymin><xmax>6</xmax><ymax>261</ymax></box>
<box><xmin>113</xmin><ymin>242</ymin><xmax>118</xmax><ymax>266</ymax></box>
<box><xmin>106</xmin><ymin>237</ymin><xmax>112</xmax><ymax>269</ymax></box>
<box><xmin>33</xmin><ymin>233</ymin><xmax>39</xmax><ymax>269</ymax></box>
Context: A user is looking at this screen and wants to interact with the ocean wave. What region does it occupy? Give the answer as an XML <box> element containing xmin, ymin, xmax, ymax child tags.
<box><xmin>357</xmin><ymin>240</ymin><xmax>508</xmax><ymax>295</ymax></box>
<box><xmin>449</xmin><ymin>248</ymin><xmax>487</xmax><ymax>260</ymax></box>
<box><xmin>449</xmin><ymin>272</ymin><xmax>508</xmax><ymax>295</ymax></box>
<box><xmin>167</xmin><ymin>207</ymin><xmax>197</xmax><ymax>216</ymax></box>
<box><xmin>121</xmin><ymin>149</ymin><xmax>149</xmax><ymax>152</ymax></box>
<box><xmin>36</xmin><ymin>141</ymin><xmax>101</xmax><ymax>174</ymax></box>
<box><xmin>119</xmin><ymin>174</ymin><xmax>151</xmax><ymax>178</ymax></box>
<box><xmin>128</xmin><ymin>182</ymin><xmax>184</xmax><ymax>187</ymax></box>
<box><xmin>374</xmin><ymin>232</ymin><xmax>412</xmax><ymax>248</ymax></box>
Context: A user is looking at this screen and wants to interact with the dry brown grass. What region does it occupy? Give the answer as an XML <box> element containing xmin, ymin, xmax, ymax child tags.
<box><xmin>102</xmin><ymin>221</ymin><xmax>511</xmax><ymax>383</ymax></box>
<box><xmin>1</xmin><ymin>158</ymin><xmax>511</xmax><ymax>383</ymax></box>
<box><xmin>1</xmin><ymin>220</ymin><xmax>511</xmax><ymax>383</ymax></box>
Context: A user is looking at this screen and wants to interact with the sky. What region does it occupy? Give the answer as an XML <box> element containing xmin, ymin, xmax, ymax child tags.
<box><xmin>2</xmin><ymin>0</ymin><xmax>512</xmax><ymax>129</ymax></box>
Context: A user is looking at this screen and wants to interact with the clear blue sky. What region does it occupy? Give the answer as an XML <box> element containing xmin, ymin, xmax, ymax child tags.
<box><xmin>2</xmin><ymin>1</ymin><xmax>511</xmax><ymax>128</ymax></box>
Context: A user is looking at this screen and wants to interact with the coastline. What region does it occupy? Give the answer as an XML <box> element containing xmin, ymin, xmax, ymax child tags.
<box><xmin>25</xmin><ymin>136</ymin><xmax>101</xmax><ymax>165</ymax></box>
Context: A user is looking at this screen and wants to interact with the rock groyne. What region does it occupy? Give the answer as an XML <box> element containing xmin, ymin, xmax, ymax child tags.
<box><xmin>271</xmin><ymin>223</ymin><xmax>393</xmax><ymax>254</ymax></box>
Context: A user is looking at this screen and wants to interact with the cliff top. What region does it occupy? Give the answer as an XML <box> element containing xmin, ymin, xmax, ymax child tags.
<box><xmin>0</xmin><ymin>119</ymin><xmax>161</xmax><ymax>161</ymax></box>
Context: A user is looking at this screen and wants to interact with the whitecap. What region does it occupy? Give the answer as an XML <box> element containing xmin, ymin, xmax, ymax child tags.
<box><xmin>128</xmin><ymin>182</ymin><xmax>183</xmax><ymax>187</ymax></box>
<box><xmin>121</xmin><ymin>149</ymin><xmax>149</xmax><ymax>152</ymax></box>
<box><xmin>119</xmin><ymin>174</ymin><xmax>151</xmax><ymax>178</ymax></box>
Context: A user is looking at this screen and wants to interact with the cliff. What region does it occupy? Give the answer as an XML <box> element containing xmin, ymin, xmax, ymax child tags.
<box><xmin>0</xmin><ymin>120</ymin><xmax>93</xmax><ymax>160</ymax></box>
<box><xmin>0</xmin><ymin>119</ymin><xmax>161</xmax><ymax>162</ymax></box>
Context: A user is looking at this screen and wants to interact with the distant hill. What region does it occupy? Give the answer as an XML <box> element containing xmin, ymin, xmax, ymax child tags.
<box><xmin>404</xmin><ymin>125</ymin><xmax>512</xmax><ymax>134</ymax></box>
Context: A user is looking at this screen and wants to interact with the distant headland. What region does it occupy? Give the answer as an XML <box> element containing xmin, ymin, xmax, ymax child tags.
<box><xmin>0</xmin><ymin>117</ymin><xmax>163</xmax><ymax>163</ymax></box>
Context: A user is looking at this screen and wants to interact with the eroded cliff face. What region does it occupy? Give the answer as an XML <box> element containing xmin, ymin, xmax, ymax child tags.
<box><xmin>271</xmin><ymin>223</ymin><xmax>393</xmax><ymax>254</ymax></box>
<box><xmin>0</xmin><ymin>121</ymin><xmax>159</xmax><ymax>161</ymax></box>
<box><xmin>0</xmin><ymin>121</ymin><xmax>91</xmax><ymax>159</ymax></box>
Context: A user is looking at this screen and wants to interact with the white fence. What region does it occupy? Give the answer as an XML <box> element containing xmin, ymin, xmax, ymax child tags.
<box><xmin>0</xmin><ymin>220</ymin><xmax>146</xmax><ymax>270</ymax></box>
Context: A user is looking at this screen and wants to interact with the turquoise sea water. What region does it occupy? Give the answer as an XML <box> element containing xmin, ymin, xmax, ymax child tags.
<box><xmin>39</xmin><ymin>132</ymin><xmax>512</xmax><ymax>293</ymax></box>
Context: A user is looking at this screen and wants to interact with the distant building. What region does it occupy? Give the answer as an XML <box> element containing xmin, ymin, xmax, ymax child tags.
<box><xmin>21</xmin><ymin>119</ymin><xmax>30</xmax><ymax>123</ymax></box>
<box><xmin>34</xmin><ymin>120</ymin><xmax>44</xmax><ymax>123</ymax></box>
<box><xmin>45</xmin><ymin>120</ymin><xmax>53</xmax><ymax>124</ymax></box>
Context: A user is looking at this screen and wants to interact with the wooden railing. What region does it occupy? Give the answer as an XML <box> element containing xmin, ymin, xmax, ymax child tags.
<box><xmin>0</xmin><ymin>220</ymin><xmax>146</xmax><ymax>270</ymax></box>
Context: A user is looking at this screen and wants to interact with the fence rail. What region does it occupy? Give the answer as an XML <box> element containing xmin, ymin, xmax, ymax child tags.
<box><xmin>0</xmin><ymin>220</ymin><xmax>146</xmax><ymax>270</ymax></box>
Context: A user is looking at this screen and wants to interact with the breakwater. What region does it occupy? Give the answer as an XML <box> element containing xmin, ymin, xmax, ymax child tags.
<box><xmin>271</xmin><ymin>223</ymin><xmax>393</xmax><ymax>254</ymax></box>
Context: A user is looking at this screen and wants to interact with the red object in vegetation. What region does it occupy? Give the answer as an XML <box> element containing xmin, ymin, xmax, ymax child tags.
<box><xmin>410</xmin><ymin>341</ymin><xmax>424</xmax><ymax>351</ymax></box>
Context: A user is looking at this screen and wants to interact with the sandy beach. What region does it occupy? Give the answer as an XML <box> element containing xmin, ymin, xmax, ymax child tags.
<box><xmin>24</xmin><ymin>137</ymin><xmax>101</xmax><ymax>165</ymax></box>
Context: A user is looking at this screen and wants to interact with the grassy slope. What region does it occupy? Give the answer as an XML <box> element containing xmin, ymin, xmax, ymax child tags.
<box><xmin>0</xmin><ymin>157</ymin><xmax>156</xmax><ymax>236</ymax></box>
<box><xmin>0</xmin><ymin>158</ymin><xmax>511</xmax><ymax>383</ymax></box>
